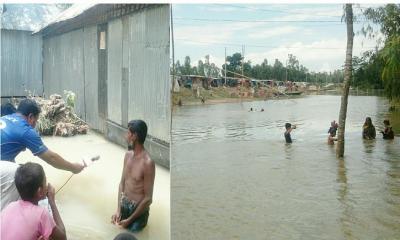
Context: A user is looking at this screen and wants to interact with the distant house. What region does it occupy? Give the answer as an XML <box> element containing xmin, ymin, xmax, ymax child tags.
<box><xmin>179</xmin><ymin>75</ymin><xmax>211</xmax><ymax>89</ymax></box>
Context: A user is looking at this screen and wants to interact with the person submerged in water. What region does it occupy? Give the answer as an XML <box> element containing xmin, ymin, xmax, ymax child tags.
<box><xmin>111</xmin><ymin>120</ymin><xmax>155</xmax><ymax>232</ymax></box>
<box><xmin>327</xmin><ymin>131</ymin><xmax>338</xmax><ymax>145</ymax></box>
<box><xmin>328</xmin><ymin>120</ymin><xmax>338</xmax><ymax>137</ymax></box>
<box><xmin>284</xmin><ymin>123</ymin><xmax>296</xmax><ymax>143</ymax></box>
<box><xmin>362</xmin><ymin>117</ymin><xmax>376</xmax><ymax>140</ymax></box>
<box><xmin>381</xmin><ymin>119</ymin><xmax>394</xmax><ymax>140</ymax></box>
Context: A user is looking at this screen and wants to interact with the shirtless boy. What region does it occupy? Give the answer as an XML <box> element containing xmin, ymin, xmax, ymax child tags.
<box><xmin>111</xmin><ymin>120</ymin><xmax>155</xmax><ymax>232</ymax></box>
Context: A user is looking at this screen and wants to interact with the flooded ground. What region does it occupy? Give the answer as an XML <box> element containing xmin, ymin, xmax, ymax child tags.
<box><xmin>171</xmin><ymin>95</ymin><xmax>400</xmax><ymax>240</ymax></box>
<box><xmin>16</xmin><ymin>131</ymin><xmax>170</xmax><ymax>240</ymax></box>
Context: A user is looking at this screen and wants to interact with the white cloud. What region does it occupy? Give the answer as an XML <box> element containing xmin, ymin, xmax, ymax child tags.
<box><xmin>174</xmin><ymin>21</ymin><xmax>269</xmax><ymax>46</ymax></box>
<box><xmin>247</xmin><ymin>26</ymin><xmax>299</xmax><ymax>39</ymax></box>
<box><xmin>198</xmin><ymin>5</ymin><xmax>239</xmax><ymax>12</ymax></box>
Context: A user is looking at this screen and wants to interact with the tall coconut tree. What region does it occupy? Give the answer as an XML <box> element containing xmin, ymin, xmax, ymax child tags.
<box><xmin>336</xmin><ymin>4</ymin><xmax>354</xmax><ymax>158</ymax></box>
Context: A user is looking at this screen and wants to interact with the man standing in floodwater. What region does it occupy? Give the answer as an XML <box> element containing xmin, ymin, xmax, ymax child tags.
<box><xmin>111</xmin><ymin>120</ymin><xmax>155</xmax><ymax>232</ymax></box>
<box><xmin>284</xmin><ymin>123</ymin><xmax>296</xmax><ymax>143</ymax></box>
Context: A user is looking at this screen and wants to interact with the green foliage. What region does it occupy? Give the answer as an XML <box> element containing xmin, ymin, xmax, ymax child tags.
<box><xmin>352</xmin><ymin>51</ymin><xmax>384</xmax><ymax>89</ymax></box>
<box><xmin>360</xmin><ymin>4</ymin><xmax>400</xmax><ymax>100</ymax></box>
<box><xmin>380</xmin><ymin>36</ymin><xmax>400</xmax><ymax>100</ymax></box>
<box><xmin>174</xmin><ymin>53</ymin><xmax>343</xmax><ymax>84</ymax></box>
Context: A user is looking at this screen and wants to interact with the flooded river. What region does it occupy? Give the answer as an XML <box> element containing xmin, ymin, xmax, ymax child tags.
<box><xmin>171</xmin><ymin>95</ymin><xmax>400</xmax><ymax>240</ymax></box>
<box><xmin>16</xmin><ymin>132</ymin><xmax>170</xmax><ymax>240</ymax></box>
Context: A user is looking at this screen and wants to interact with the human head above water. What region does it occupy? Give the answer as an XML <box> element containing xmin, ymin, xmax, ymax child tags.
<box><xmin>128</xmin><ymin>120</ymin><xmax>148</xmax><ymax>144</ymax></box>
<box><xmin>14</xmin><ymin>162</ymin><xmax>46</xmax><ymax>202</ymax></box>
<box><xmin>285</xmin><ymin>123</ymin><xmax>291</xmax><ymax>130</ymax></box>
<box><xmin>364</xmin><ymin>117</ymin><xmax>373</xmax><ymax>126</ymax></box>
<box><xmin>383</xmin><ymin>119</ymin><xmax>390</xmax><ymax>126</ymax></box>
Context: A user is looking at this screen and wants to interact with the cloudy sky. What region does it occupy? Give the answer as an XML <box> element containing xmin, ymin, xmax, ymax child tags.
<box><xmin>172</xmin><ymin>4</ymin><xmax>383</xmax><ymax>73</ymax></box>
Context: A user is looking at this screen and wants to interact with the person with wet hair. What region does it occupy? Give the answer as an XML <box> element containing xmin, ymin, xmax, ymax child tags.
<box><xmin>362</xmin><ymin>117</ymin><xmax>376</xmax><ymax>140</ymax></box>
<box><xmin>284</xmin><ymin>122</ymin><xmax>296</xmax><ymax>143</ymax></box>
<box><xmin>381</xmin><ymin>119</ymin><xmax>394</xmax><ymax>140</ymax></box>
<box><xmin>0</xmin><ymin>162</ymin><xmax>66</xmax><ymax>240</ymax></box>
<box><xmin>111</xmin><ymin>120</ymin><xmax>155</xmax><ymax>232</ymax></box>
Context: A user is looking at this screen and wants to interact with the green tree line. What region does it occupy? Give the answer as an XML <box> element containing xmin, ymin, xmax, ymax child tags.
<box><xmin>172</xmin><ymin>53</ymin><xmax>344</xmax><ymax>85</ymax></box>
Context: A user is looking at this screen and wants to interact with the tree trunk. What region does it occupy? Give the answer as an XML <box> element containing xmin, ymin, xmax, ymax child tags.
<box><xmin>336</xmin><ymin>4</ymin><xmax>354</xmax><ymax>158</ymax></box>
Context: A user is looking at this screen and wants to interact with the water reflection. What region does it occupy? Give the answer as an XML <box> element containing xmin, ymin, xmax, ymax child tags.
<box><xmin>172</xmin><ymin>95</ymin><xmax>400</xmax><ymax>240</ymax></box>
<box><xmin>336</xmin><ymin>157</ymin><xmax>354</xmax><ymax>240</ymax></box>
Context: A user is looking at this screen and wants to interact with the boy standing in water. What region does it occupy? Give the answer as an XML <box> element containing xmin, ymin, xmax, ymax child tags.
<box><xmin>1</xmin><ymin>162</ymin><xmax>66</xmax><ymax>240</ymax></box>
<box><xmin>111</xmin><ymin>120</ymin><xmax>155</xmax><ymax>232</ymax></box>
<box><xmin>284</xmin><ymin>123</ymin><xmax>296</xmax><ymax>143</ymax></box>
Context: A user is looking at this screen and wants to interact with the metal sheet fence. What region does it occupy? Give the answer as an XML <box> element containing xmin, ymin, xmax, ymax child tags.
<box><xmin>106</xmin><ymin>5</ymin><xmax>170</xmax><ymax>142</ymax></box>
<box><xmin>42</xmin><ymin>5</ymin><xmax>170</xmax><ymax>142</ymax></box>
<box><xmin>1</xmin><ymin>29</ymin><xmax>43</xmax><ymax>97</ymax></box>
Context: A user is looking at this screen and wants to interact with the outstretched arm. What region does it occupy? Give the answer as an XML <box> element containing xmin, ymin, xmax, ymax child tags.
<box><xmin>38</xmin><ymin>150</ymin><xmax>84</xmax><ymax>174</ymax></box>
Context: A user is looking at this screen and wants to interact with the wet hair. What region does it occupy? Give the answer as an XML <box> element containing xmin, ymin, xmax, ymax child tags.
<box><xmin>128</xmin><ymin>120</ymin><xmax>148</xmax><ymax>144</ymax></box>
<box><xmin>14</xmin><ymin>162</ymin><xmax>45</xmax><ymax>201</ymax></box>
<box><xmin>364</xmin><ymin>117</ymin><xmax>373</xmax><ymax>127</ymax></box>
<box><xmin>1</xmin><ymin>102</ymin><xmax>16</xmax><ymax>116</ymax></box>
<box><xmin>383</xmin><ymin>120</ymin><xmax>390</xmax><ymax>126</ymax></box>
<box><xmin>285</xmin><ymin>123</ymin><xmax>291</xmax><ymax>130</ymax></box>
<box><xmin>113</xmin><ymin>233</ymin><xmax>137</xmax><ymax>240</ymax></box>
<box><xmin>17</xmin><ymin>98</ymin><xmax>41</xmax><ymax>117</ymax></box>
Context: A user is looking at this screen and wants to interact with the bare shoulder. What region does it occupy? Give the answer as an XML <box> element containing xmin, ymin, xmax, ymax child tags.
<box><xmin>143</xmin><ymin>151</ymin><xmax>155</xmax><ymax>169</ymax></box>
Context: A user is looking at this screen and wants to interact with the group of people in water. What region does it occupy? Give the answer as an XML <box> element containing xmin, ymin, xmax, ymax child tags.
<box><xmin>0</xmin><ymin>100</ymin><xmax>152</xmax><ymax>240</ymax></box>
<box><xmin>284</xmin><ymin>117</ymin><xmax>395</xmax><ymax>144</ymax></box>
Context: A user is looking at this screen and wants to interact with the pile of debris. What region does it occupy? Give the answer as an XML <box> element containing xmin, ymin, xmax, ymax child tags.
<box><xmin>34</xmin><ymin>94</ymin><xmax>89</xmax><ymax>137</ymax></box>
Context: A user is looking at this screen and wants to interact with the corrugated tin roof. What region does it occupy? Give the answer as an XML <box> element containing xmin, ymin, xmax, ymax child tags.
<box><xmin>33</xmin><ymin>2</ymin><xmax>97</xmax><ymax>34</ymax></box>
<box><xmin>1</xmin><ymin>4</ymin><xmax>66</xmax><ymax>31</ymax></box>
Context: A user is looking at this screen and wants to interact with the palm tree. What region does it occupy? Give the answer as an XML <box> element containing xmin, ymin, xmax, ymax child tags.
<box><xmin>336</xmin><ymin>4</ymin><xmax>354</xmax><ymax>158</ymax></box>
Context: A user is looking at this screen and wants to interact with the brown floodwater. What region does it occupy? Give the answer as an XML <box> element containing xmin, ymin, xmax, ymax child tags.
<box><xmin>171</xmin><ymin>95</ymin><xmax>400</xmax><ymax>240</ymax></box>
<box><xmin>16</xmin><ymin>131</ymin><xmax>170</xmax><ymax>240</ymax></box>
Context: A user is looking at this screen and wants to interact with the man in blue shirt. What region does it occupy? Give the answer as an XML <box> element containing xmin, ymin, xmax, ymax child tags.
<box><xmin>0</xmin><ymin>98</ymin><xmax>84</xmax><ymax>173</ymax></box>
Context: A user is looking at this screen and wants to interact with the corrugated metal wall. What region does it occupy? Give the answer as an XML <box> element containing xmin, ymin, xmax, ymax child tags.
<box><xmin>1</xmin><ymin>29</ymin><xmax>43</xmax><ymax>97</ymax></box>
<box><xmin>42</xmin><ymin>29</ymin><xmax>86</xmax><ymax>119</ymax></box>
<box><xmin>42</xmin><ymin>5</ymin><xmax>170</xmax><ymax>142</ymax></box>
<box><xmin>83</xmin><ymin>26</ymin><xmax>101</xmax><ymax>131</ymax></box>
<box><xmin>106</xmin><ymin>5</ymin><xmax>170</xmax><ymax>142</ymax></box>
